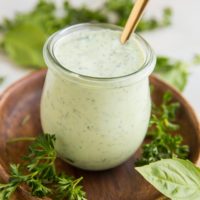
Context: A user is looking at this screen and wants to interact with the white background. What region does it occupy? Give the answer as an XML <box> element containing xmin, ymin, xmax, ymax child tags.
<box><xmin>0</xmin><ymin>0</ymin><xmax>200</xmax><ymax>117</ymax></box>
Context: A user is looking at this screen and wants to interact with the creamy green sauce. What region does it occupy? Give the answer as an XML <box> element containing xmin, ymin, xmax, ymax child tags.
<box><xmin>54</xmin><ymin>30</ymin><xmax>145</xmax><ymax>77</ymax></box>
<box><xmin>41</xmin><ymin>28</ymin><xmax>151</xmax><ymax>170</ymax></box>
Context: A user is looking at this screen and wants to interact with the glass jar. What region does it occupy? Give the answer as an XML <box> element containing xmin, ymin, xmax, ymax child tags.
<box><xmin>41</xmin><ymin>23</ymin><xmax>156</xmax><ymax>170</ymax></box>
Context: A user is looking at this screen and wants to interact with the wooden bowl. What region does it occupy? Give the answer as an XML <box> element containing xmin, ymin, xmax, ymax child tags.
<box><xmin>0</xmin><ymin>70</ymin><xmax>200</xmax><ymax>200</ymax></box>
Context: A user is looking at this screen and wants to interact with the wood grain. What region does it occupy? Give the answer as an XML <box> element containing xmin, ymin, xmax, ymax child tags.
<box><xmin>0</xmin><ymin>70</ymin><xmax>199</xmax><ymax>200</ymax></box>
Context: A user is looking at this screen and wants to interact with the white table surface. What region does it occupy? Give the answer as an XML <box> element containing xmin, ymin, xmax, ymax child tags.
<box><xmin>0</xmin><ymin>0</ymin><xmax>200</xmax><ymax>117</ymax></box>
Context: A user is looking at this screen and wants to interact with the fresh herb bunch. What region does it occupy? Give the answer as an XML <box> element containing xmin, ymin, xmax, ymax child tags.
<box><xmin>136</xmin><ymin>158</ymin><xmax>200</xmax><ymax>200</ymax></box>
<box><xmin>0</xmin><ymin>0</ymin><xmax>172</xmax><ymax>68</ymax></box>
<box><xmin>135</xmin><ymin>92</ymin><xmax>189</xmax><ymax>166</ymax></box>
<box><xmin>0</xmin><ymin>134</ymin><xmax>86</xmax><ymax>200</ymax></box>
<box><xmin>0</xmin><ymin>164</ymin><xmax>51</xmax><ymax>199</ymax></box>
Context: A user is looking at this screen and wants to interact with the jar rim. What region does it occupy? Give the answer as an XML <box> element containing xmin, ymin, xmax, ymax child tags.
<box><xmin>43</xmin><ymin>23</ymin><xmax>156</xmax><ymax>83</ymax></box>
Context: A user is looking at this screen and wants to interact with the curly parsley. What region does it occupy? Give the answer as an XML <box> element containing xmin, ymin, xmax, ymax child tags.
<box><xmin>0</xmin><ymin>134</ymin><xmax>86</xmax><ymax>200</ymax></box>
<box><xmin>135</xmin><ymin>92</ymin><xmax>189</xmax><ymax>166</ymax></box>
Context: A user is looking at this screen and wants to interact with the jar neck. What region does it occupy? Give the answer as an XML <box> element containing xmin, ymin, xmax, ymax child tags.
<box><xmin>43</xmin><ymin>23</ymin><xmax>156</xmax><ymax>87</ymax></box>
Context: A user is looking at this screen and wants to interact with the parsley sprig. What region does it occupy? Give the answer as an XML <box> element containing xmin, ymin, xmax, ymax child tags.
<box><xmin>56</xmin><ymin>176</ymin><xmax>86</xmax><ymax>200</ymax></box>
<box><xmin>25</xmin><ymin>134</ymin><xmax>57</xmax><ymax>181</ymax></box>
<box><xmin>0</xmin><ymin>134</ymin><xmax>86</xmax><ymax>200</ymax></box>
<box><xmin>135</xmin><ymin>92</ymin><xmax>189</xmax><ymax>166</ymax></box>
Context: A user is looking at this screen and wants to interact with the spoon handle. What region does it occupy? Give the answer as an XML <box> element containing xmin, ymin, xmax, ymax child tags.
<box><xmin>120</xmin><ymin>0</ymin><xmax>149</xmax><ymax>44</ymax></box>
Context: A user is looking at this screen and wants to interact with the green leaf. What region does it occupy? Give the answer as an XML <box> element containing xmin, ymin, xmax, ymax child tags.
<box><xmin>3</xmin><ymin>23</ymin><xmax>46</xmax><ymax>68</ymax></box>
<box><xmin>137</xmin><ymin>8</ymin><xmax>173</xmax><ymax>32</ymax></box>
<box><xmin>0</xmin><ymin>164</ymin><xmax>23</xmax><ymax>200</ymax></box>
<box><xmin>135</xmin><ymin>91</ymin><xmax>189</xmax><ymax>166</ymax></box>
<box><xmin>154</xmin><ymin>56</ymin><xmax>189</xmax><ymax>91</ymax></box>
<box><xmin>63</xmin><ymin>2</ymin><xmax>107</xmax><ymax>25</ymax></box>
<box><xmin>0</xmin><ymin>183</ymin><xmax>17</xmax><ymax>200</ymax></box>
<box><xmin>0</xmin><ymin>76</ymin><xmax>5</xmax><ymax>85</ymax></box>
<box><xmin>193</xmin><ymin>54</ymin><xmax>200</xmax><ymax>65</ymax></box>
<box><xmin>135</xmin><ymin>158</ymin><xmax>200</xmax><ymax>200</ymax></box>
<box><xmin>0</xmin><ymin>134</ymin><xmax>86</xmax><ymax>199</ymax></box>
<box><xmin>25</xmin><ymin>134</ymin><xmax>57</xmax><ymax>180</ymax></box>
<box><xmin>135</xmin><ymin>135</ymin><xmax>189</xmax><ymax>166</ymax></box>
<box><xmin>56</xmin><ymin>176</ymin><xmax>86</xmax><ymax>200</ymax></box>
<box><xmin>27</xmin><ymin>179</ymin><xmax>51</xmax><ymax>197</ymax></box>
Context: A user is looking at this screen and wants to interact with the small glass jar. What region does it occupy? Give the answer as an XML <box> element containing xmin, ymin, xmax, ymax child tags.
<box><xmin>41</xmin><ymin>23</ymin><xmax>156</xmax><ymax>170</ymax></box>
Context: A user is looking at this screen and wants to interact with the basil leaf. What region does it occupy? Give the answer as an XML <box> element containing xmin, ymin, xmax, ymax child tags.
<box><xmin>135</xmin><ymin>158</ymin><xmax>200</xmax><ymax>200</ymax></box>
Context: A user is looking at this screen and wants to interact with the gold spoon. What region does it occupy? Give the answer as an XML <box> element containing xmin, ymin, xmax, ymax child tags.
<box><xmin>120</xmin><ymin>0</ymin><xmax>149</xmax><ymax>44</ymax></box>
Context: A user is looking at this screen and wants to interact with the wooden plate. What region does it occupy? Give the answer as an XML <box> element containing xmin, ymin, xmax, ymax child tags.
<box><xmin>0</xmin><ymin>70</ymin><xmax>200</xmax><ymax>200</ymax></box>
